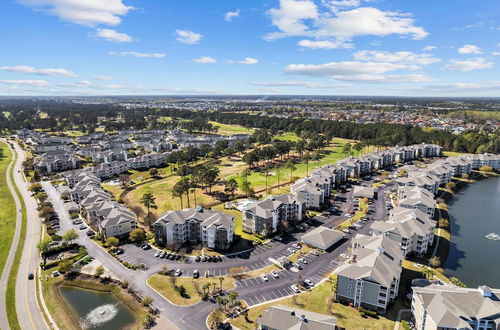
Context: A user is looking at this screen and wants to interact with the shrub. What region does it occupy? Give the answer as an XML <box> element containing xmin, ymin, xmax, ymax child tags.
<box><xmin>402</xmin><ymin>320</ymin><xmax>410</xmax><ymax>330</ymax></box>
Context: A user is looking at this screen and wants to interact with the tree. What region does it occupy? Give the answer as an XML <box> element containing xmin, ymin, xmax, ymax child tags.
<box><xmin>342</xmin><ymin>142</ymin><xmax>352</xmax><ymax>156</ymax></box>
<box><xmin>218</xmin><ymin>276</ymin><xmax>224</xmax><ymax>291</ymax></box>
<box><xmin>449</xmin><ymin>277</ymin><xmax>467</xmax><ymax>288</ymax></box>
<box><xmin>224</xmin><ymin>178</ymin><xmax>238</xmax><ymax>199</ymax></box>
<box><xmin>241</xmin><ymin>170</ymin><xmax>252</xmax><ymax>197</ymax></box>
<box><xmin>58</xmin><ymin>259</ymin><xmax>73</xmax><ymax>273</ymax></box>
<box><xmin>438</xmin><ymin>218</ymin><xmax>449</xmax><ymax>228</ymax></box>
<box><xmin>62</xmin><ymin>228</ymin><xmax>79</xmax><ymax>245</ymax></box>
<box><xmin>353</xmin><ymin>142</ymin><xmax>364</xmax><ymax>156</ymax></box>
<box><xmin>149</xmin><ymin>167</ymin><xmax>159</xmax><ymax>177</ymax></box>
<box><xmin>105</xmin><ymin>236</ymin><xmax>119</xmax><ymax>247</ymax></box>
<box><xmin>178</xmin><ymin>285</ymin><xmax>187</xmax><ymax>298</ymax></box>
<box><xmin>211</xmin><ymin>309</ymin><xmax>223</xmax><ymax>327</ymax></box>
<box><xmin>172</xmin><ymin>180</ymin><xmax>185</xmax><ymax>209</ymax></box>
<box><xmin>28</xmin><ymin>182</ymin><xmax>42</xmax><ymax>193</ymax></box>
<box><xmin>140</xmin><ymin>192</ymin><xmax>157</xmax><ymax>216</ymax></box>
<box><xmin>480</xmin><ymin>165</ymin><xmax>493</xmax><ymax>172</ymax></box>
<box><xmin>429</xmin><ymin>256</ymin><xmax>441</xmax><ymax>268</ymax></box>
<box><xmin>202</xmin><ymin>283</ymin><xmax>211</xmax><ymax>295</ymax></box>
<box><xmin>303</xmin><ymin>152</ymin><xmax>311</xmax><ymax>176</ymax></box>
<box><xmin>445</xmin><ymin>182</ymin><xmax>456</xmax><ymax>192</ymax></box>
<box><xmin>285</xmin><ymin>161</ymin><xmax>296</xmax><ymax>183</ymax></box>
<box><xmin>142</xmin><ymin>296</ymin><xmax>154</xmax><ymax>307</ymax></box>
<box><xmin>37</xmin><ymin>237</ymin><xmax>53</xmax><ymax>265</ymax></box>
<box><xmin>129</xmin><ymin>228</ymin><xmax>146</xmax><ymax>242</ymax></box>
<box><xmin>94</xmin><ymin>265</ymin><xmax>105</xmax><ymax>278</ymax></box>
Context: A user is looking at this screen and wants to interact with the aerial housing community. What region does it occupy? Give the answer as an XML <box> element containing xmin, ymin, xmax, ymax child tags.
<box><xmin>14</xmin><ymin>124</ymin><xmax>500</xmax><ymax>330</ymax></box>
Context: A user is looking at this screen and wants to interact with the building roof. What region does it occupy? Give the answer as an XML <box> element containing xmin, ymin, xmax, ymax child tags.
<box><xmin>412</xmin><ymin>285</ymin><xmax>500</xmax><ymax>329</ymax></box>
<box><xmin>155</xmin><ymin>207</ymin><xmax>233</xmax><ymax>230</ymax></box>
<box><xmin>301</xmin><ymin>227</ymin><xmax>343</xmax><ymax>249</ymax></box>
<box><xmin>352</xmin><ymin>185</ymin><xmax>376</xmax><ymax>199</ymax></box>
<box><xmin>257</xmin><ymin>305</ymin><xmax>336</xmax><ymax>330</ymax></box>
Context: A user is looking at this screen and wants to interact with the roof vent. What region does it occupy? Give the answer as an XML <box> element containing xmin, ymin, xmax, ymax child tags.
<box><xmin>195</xmin><ymin>205</ymin><xmax>203</xmax><ymax>212</ymax></box>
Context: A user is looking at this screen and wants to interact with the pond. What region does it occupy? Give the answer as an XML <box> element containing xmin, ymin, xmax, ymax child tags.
<box><xmin>59</xmin><ymin>285</ymin><xmax>136</xmax><ymax>330</ymax></box>
<box><xmin>444</xmin><ymin>176</ymin><xmax>500</xmax><ymax>287</ymax></box>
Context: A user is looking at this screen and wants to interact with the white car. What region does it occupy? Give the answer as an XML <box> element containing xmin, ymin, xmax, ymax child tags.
<box><xmin>292</xmin><ymin>244</ymin><xmax>301</xmax><ymax>250</ymax></box>
<box><xmin>154</xmin><ymin>251</ymin><xmax>160</xmax><ymax>258</ymax></box>
<box><xmin>291</xmin><ymin>285</ymin><xmax>300</xmax><ymax>293</ymax></box>
<box><xmin>270</xmin><ymin>271</ymin><xmax>279</xmax><ymax>278</ymax></box>
<box><xmin>298</xmin><ymin>258</ymin><xmax>308</xmax><ymax>264</ymax></box>
<box><xmin>342</xmin><ymin>229</ymin><xmax>350</xmax><ymax>234</ymax></box>
<box><xmin>174</xmin><ymin>269</ymin><xmax>182</xmax><ymax>276</ymax></box>
<box><xmin>287</xmin><ymin>248</ymin><xmax>296</xmax><ymax>254</ymax></box>
<box><xmin>260</xmin><ymin>274</ymin><xmax>269</xmax><ymax>282</ymax></box>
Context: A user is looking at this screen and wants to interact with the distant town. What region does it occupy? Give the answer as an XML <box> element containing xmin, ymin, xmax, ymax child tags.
<box><xmin>0</xmin><ymin>96</ymin><xmax>498</xmax><ymax>330</ymax></box>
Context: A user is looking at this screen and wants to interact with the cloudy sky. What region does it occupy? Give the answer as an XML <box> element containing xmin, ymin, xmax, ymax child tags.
<box><xmin>1</xmin><ymin>0</ymin><xmax>500</xmax><ymax>96</ymax></box>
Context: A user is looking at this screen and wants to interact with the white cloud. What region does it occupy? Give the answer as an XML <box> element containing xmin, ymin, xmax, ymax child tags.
<box><xmin>18</xmin><ymin>0</ymin><xmax>133</xmax><ymax>27</ymax></box>
<box><xmin>95</xmin><ymin>28</ymin><xmax>132</xmax><ymax>42</ymax></box>
<box><xmin>265</xmin><ymin>1</ymin><xmax>428</xmax><ymax>41</ymax></box>
<box><xmin>249</xmin><ymin>81</ymin><xmax>350</xmax><ymax>88</ymax></box>
<box><xmin>332</xmin><ymin>73</ymin><xmax>432</xmax><ymax>83</ymax></box>
<box><xmin>175</xmin><ymin>30</ymin><xmax>202</xmax><ymax>44</ymax></box>
<box><xmin>224</xmin><ymin>9</ymin><xmax>240</xmax><ymax>21</ymax></box>
<box><xmin>0</xmin><ymin>65</ymin><xmax>77</xmax><ymax>77</ymax></box>
<box><xmin>94</xmin><ymin>75</ymin><xmax>114</xmax><ymax>80</ymax></box>
<box><xmin>424</xmin><ymin>81</ymin><xmax>500</xmax><ymax>91</ymax></box>
<box><xmin>108</xmin><ymin>51</ymin><xmax>165</xmax><ymax>58</ymax></box>
<box><xmin>442</xmin><ymin>57</ymin><xmax>493</xmax><ymax>71</ymax></box>
<box><xmin>192</xmin><ymin>56</ymin><xmax>217</xmax><ymax>63</ymax></box>
<box><xmin>228</xmin><ymin>57</ymin><xmax>259</xmax><ymax>65</ymax></box>
<box><xmin>297</xmin><ymin>39</ymin><xmax>352</xmax><ymax>49</ymax></box>
<box><xmin>423</xmin><ymin>45</ymin><xmax>436</xmax><ymax>51</ymax></box>
<box><xmin>284</xmin><ymin>60</ymin><xmax>433</xmax><ymax>83</ymax></box>
<box><xmin>458</xmin><ymin>44</ymin><xmax>481</xmax><ymax>54</ymax></box>
<box><xmin>0</xmin><ymin>79</ymin><xmax>50</xmax><ymax>87</ymax></box>
<box><xmin>323</xmin><ymin>0</ymin><xmax>361</xmax><ymax>12</ymax></box>
<box><xmin>353</xmin><ymin>50</ymin><xmax>440</xmax><ymax>66</ymax></box>
<box><xmin>284</xmin><ymin>61</ymin><xmax>411</xmax><ymax>77</ymax></box>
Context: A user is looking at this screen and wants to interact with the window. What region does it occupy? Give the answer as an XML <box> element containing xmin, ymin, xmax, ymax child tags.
<box><xmin>348</xmin><ymin>285</ymin><xmax>352</xmax><ymax>289</ymax></box>
<box><xmin>347</xmin><ymin>291</ymin><xmax>351</xmax><ymax>295</ymax></box>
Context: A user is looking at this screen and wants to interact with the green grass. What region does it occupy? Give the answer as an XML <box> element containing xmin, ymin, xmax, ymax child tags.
<box><xmin>273</xmin><ymin>132</ymin><xmax>302</xmax><ymax>142</ymax></box>
<box><xmin>443</xmin><ymin>151</ymin><xmax>471</xmax><ymax>157</ymax></box>
<box><xmin>209</xmin><ymin>122</ymin><xmax>255</xmax><ymax>136</ymax></box>
<box><xmin>0</xmin><ymin>142</ymin><xmax>16</xmax><ymax>277</ymax></box>
<box><xmin>147</xmin><ymin>274</ymin><xmax>235</xmax><ymax>306</ymax></box>
<box><xmin>6</xmin><ymin>145</ymin><xmax>28</xmax><ymax>330</ymax></box>
<box><xmin>228</xmin><ymin>276</ymin><xmax>395</xmax><ymax>330</ymax></box>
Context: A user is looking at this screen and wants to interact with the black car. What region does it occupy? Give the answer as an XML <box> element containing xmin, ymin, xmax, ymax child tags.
<box><xmin>217</xmin><ymin>256</ymin><xmax>223</xmax><ymax>262</ymax></box>
<box><xmin>114</xmin><ymin>248</ymin><xmax>124</xmax><ymax>255</ymax></box>
<box><xmin>175</xmin><ymin>254</ymin><xmax>181</xmax><ymax>260</ymax></box>
<box><xmin>169</xmin><ymin>254</ymin><xmax>175</xmax><ymax>260</ymax></box>
<box><xmin>206</xmin><ymin>256</ymin><xmax>212</xmax><ymax>262</ymax></box>
<box><xmin>195</xmin><ymin>256</ymin><xmax>201</xmax><ymax>262</ymax></box>
<box><xmin>28</xmin><ymin>273</ymin><xmax>34</xmax><ymax>280</ymax></box>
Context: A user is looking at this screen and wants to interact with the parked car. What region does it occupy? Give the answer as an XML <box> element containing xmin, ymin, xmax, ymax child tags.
<box><xmin>193</xmin><ymin>270</ymin><xmax>199</xmax><ymax>278</ymax></box>
<box><xmin>217</xmin><ymin>256</ymin><xmax>223</xmax><ymax>262</ymax></box>
<box><xmin>305</xmin><ymin>279</ymin><xmax>314</xmax><ymax>287</ymax></box>
<box><xmin>86</xmin><ymin>230</ymin><xmax>95</xmax><ymax>237</ymax></box>
<box><xmin>298</xmin><ymin>258</ymin><xmax>308</xmax><ymax>264</ymax></box>
<box><xmin>159</xmin><ymin>251</ymin><xmax>166</xmax><ymax>258</ymax></box>
<box><xmin>293</xmin><ymin>263</ymin><xmax>303</xmax><ymax>270</ymax></box>
<box><xmin>175</xmin><ymin>254</ymin><xmax>181</xmax><ymax>260</ymax></box>
<box><xmin>271</xmin><ymin>270</ymin><xmax>279</xmax><ymax>278</ymax></box>
<box><xmin>260</xmin><ymin>274</ymin><xmax>269</xmax><ymax>282</ymax></box>
<box><xmin>154</xmin><ymin>251</ymin><xmax>160</xmax><ymax>258</ymax></box>
<box><xmin>342</xmin><ymin>229</ymin><xmax>350</xmax><ymax>234</ymax></box>
<box><xmin>291</xmin><ymin>285</ymin><xmax>300</xmax><ymax>293</ymax></box>
<box><xmin>292</xmin><ymin>244</ymin><xmax>301</xmax><ymax>250</ymax></box>
<box><xmin>195</xmin><ymin>256</ymin><xmax>201</xmax><ymax>262</ymax></box>
<box><xmin>78</xmin><ymin>224</ymin><xmax>87</xmax><ymax>230</ymax></box>
<box><xmin>142</xmin><ymin>244</ymin><xmax>151</xmax><ymax>250</ymax></box>
<box><xmin>287</xmin><ymin>248</ymin><xmax>296</xmax><ymax>254</ymax></box>
<box><xmin>28</xmin><ymin>273</ymin><xmax>34</xmax><ymax>280</ymax></box>
<box><xmin>114</xmin><ymin>248</ymin><xmax>124</xmax><ymax>255</ymax></box>
<box><xmin>174</xmin><ymin>269</ymin><xmax>182</xmax><ymax>276</ymax></box>
<box><xmin>169</xmin><ymin>254</ymin><xmax>175</xmax><ymax>260</ymax></box>
<box><xmin>311</xmin><ymin>250</ymin><xmax>320</xmax><ymax>256</ymax></box>
<box><xmin>201</xmin><ymin>256</ymin><xmax>207</xmax><ymax>262</ymax></box>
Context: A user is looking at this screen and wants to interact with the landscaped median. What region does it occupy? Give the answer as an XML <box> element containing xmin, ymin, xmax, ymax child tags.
<box><xmin>147</xmin><ymin>273</ymin><xmax>236</xmax><ymax>306</ymax></box>
<box><xmin>216</xmin><ymin>276</ymin><xmax>397</xmax><ymax>330</ymax></box>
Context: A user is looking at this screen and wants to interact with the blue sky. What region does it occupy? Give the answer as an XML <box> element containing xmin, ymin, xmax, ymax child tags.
<box><xmin>1</xmin><ymin>0</ymin><xmax>500</xmax><ymax>96</ymax></box>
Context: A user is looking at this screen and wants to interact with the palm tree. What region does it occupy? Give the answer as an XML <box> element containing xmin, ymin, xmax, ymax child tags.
<box><xmin>303</xmin><ymin>152</ymin><xmax>311</xmax><ymax>176</ymax></box>
<box><xmin>202</xmin><ymin>283</ymin><xmax>211</xmax><ymax>295</ymax></box>
<box><xmin>286</xmin><ymin>161</ymin><xmax>296</xmax><ymax>183</ymax></box>
<box><xmin>172</xmin><ymin>181</ymin><xmax>185</xmax><ymax>209</ymax></box>
<box><xmin>218</xmin><ymin>276</ymin><xmax>224</xmax><ymax>291</ymax></box>
<box><xmin>140</xmin><ymin>192</ymin><xmax>157</xmax><ymax>216</ymax></box>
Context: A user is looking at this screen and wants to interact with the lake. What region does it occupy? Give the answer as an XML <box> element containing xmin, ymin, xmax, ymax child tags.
<box><xmin>59</xmin><ymin>285</ymin><xmax>136</xmax><ymax>330</ymax></box>
<box><xmin>444</xmin><ymin>176</ymin><xmax>500</xmax><ymax>287</ymax></box>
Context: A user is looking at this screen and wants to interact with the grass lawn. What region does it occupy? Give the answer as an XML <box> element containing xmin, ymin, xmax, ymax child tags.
<box><xmin>228</xmin><ymin>277</ymin><xmax>395</xmax><ymax>330</ymax></box>
<box><xmin>147</xmin><ymin>274</ymin><xmax>235</xmax><ymax>306</ymax></box>
<box><xmin>209</xmin><ymin>122</ymin><xmax>255</xmax><ymax>136</ymax></box>
<box><xmin>273</xmin><ymin>132</ymin><xmax>302</xmax><ymax>142</ymax></box>
<box><xmin>41</xmin><ymin>272</ymin><xmax>147</xmax><ymax>329</ymax></box>
<box><xmin>0</xmin><ymin>142</ymin><xmax>16</xmax><ymax>277</ymax></box>
<box><xmin>443</xmin><ymin>151</ymin><xmax>471</xmax><ymax>157</ymax></box>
